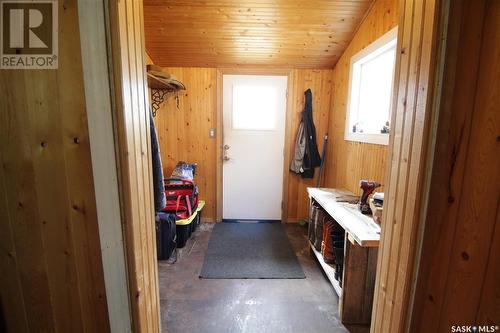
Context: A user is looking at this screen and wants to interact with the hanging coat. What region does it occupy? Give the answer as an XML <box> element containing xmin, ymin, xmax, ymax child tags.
<box><xmin>290</xmin><ymin>89</ymin><xmax>322</xmax><ymax>178</ymax></box>
<box><xmin>290</xmin><ymin>121</ymin><xmax>306</xmax><ymax>174</ymax></box>
<box><xmin>150</xmin><ymin>111</ymin><xmax>166</xmax><ymax>211</ymax></box>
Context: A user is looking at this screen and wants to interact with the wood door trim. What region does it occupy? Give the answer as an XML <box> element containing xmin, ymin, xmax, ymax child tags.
<box><xmin>216</xmin><ymin>68</ymin><xmax>292</xmax><ymax>223</ymax></box>
<box><xmin>77</xmin><ymin>0</ymin><xmax>132</xmax><ymax>331</ymax></box>
<box><xmin>107</xmin><ymin>0</ymin><xmax>160</xmax><ymax>331</ymax></box>
<box><xmin>216</xmin><ymin>69</ymin><xmax>223</xmax><ymax>222</ymax></box>
<box><xmin>409</xmin><ymin>0</ymin><xmax>500</xmax><ymax>330</ymax></box>
<box><xmin>370</xmin><ymin>0</ymin><xmax>445</xmax><ymax>331</ymax></box>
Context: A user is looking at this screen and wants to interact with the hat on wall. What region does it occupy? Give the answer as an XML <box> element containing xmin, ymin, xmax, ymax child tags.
<box><xmin>147</xmin><ymin>64</ymin><xmax>185</xmax><ymax>90</ymax></box>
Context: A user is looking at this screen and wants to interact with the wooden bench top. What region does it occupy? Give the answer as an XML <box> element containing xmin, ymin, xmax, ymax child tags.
<box><xmin>307</xmin><ymin>188</ymin><xmax>381</xmax><ymax>247</ymax></box>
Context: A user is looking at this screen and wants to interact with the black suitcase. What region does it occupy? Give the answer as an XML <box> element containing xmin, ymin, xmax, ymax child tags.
<box><xmin>156</xmin><ymin>212</ymin><xmax>176</xmax><ymax>260</ymax></box>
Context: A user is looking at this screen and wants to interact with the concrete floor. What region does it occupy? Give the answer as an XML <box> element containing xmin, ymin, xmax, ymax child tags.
<box><xmin>158</xmin><ymin>223</ymin><xmax>370</xmax><ymax>333</ymax></box>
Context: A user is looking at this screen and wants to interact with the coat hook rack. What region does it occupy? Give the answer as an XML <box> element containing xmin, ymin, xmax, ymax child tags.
<box><xmin>147</xmin><ymin>72</ymin><xmax>186</xmax><ymax>117</ymax></box>
<box><xmin>151</xmin><ymin>89</ymin><xmax>170</xmax><ymax>117</ymax></box>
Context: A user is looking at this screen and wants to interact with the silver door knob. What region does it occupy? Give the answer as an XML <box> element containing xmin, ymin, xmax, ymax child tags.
<box><xmin>223</xmin><ymin>144</ymin><xmax>230</xmax><ymax>150</ymax></box>
<box><xmin>223</xmin><ymin>156</ymin><xmax>231</xmax><ymax>161</ymax></box>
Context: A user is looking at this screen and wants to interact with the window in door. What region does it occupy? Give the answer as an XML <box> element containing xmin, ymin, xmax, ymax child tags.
<box><xmin>232</xmin><ymin>85</ymin><xmax>278</xmax><ymax>130</ymax></box>
<box><xmin>345</xmin><ymin>27</ymin><xmax>398</xmax><ymax>145</ymax></box>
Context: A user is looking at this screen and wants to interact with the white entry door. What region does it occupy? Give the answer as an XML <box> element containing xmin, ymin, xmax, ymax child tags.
<box><xmin>222</xmin><ymin>75</ymin><xmax>288</xmax><ymax>220</ymax></box>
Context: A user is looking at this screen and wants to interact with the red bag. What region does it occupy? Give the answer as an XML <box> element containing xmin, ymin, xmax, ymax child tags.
<box><xmin>162</xmin><ymin>178</ymin><xmax>198</xmax><ymax>219</ymax></box>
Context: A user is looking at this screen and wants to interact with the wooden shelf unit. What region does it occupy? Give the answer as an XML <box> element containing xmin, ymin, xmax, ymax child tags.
<box><xmin>147</xmin><ymin>72</ymin><xmax>186</xmax><ymax>117</ymax></box>
<box><xmin>309</xmin><ymin>241</ymin><xmax>342</xmax><ymax>297</ymax></box>
<box><xmin>308</xmin><ymin>187</ymin><xmax>380</xmax><ymax>325</ymax></box>
<box><xmin>147</xmin><ymin>73</ymin><xmax>183</xmax><ymax>91</ymax></box>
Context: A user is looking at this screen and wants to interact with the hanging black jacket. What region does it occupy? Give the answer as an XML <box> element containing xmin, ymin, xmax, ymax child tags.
<box><xmin>290</xmin><ymin>89</ymin><xmax>322</xmax><ymax>178</ymax></box>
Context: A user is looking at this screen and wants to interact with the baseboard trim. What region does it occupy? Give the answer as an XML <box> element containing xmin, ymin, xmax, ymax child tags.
<box><xmin>222</xmin><ymin>219</ymin><xmax>281</xmax><ymax>224</ymax></box>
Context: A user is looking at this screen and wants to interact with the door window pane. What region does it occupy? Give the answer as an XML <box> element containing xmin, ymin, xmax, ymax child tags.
<box><xmin>232</xmin><ymin>85</ymin><xmax>277</xmax><ymax>130</ymax></box>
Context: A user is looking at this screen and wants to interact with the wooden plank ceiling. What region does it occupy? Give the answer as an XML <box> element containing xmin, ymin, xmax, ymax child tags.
<box><xmin>144</xmin><ymin>0</ymin><xmax>374</xmax><ymax>68</ymax></box>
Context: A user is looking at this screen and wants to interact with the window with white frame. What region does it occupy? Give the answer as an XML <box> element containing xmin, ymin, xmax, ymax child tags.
<box><xmin>345</xmin><ymin>27</ymin><xmax>397</xmax><ymax>145</ymax></box>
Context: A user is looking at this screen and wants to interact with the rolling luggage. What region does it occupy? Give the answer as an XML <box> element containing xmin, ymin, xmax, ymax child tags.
<box><xmin>156</xmin><ymin>212</ymin><xmax>176</xmax><ymax>260</ymax></box>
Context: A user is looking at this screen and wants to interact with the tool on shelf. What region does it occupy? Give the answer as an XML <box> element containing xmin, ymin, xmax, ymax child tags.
<box><xmin>369</xmin><ymin>192</ymin><xmax>384</xmax><ymax>224</ymax></box>
<box><xmin>358</xmin><ymin>180</ymin><xmax>381</xmax><ymax>214</ymax></box>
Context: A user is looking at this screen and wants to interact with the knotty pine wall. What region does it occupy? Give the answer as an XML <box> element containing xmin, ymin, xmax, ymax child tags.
<box><xmin>0</xmin><ymin>0</ymin><xmax>110</xmax><ymax>331</ymax></box>
<box><xmin>154</xmin><ymin>68</ymin><xmax>218</xmax><ymax>221</ymax></box>
<box><xmin>152</xmin><ymin>68</ymin><xmax>333</xmax><ymax>222</ymax></box>
<box><xmin>323</xmin><ymin>0</ymin><xmax>398</xmax><ymax>195</ymax></box>
<box><xmin>286</xmin><ymin>69</ymin><xmax>333</xmax><ymax>221</ymax></box>
<box><xmin>410</xmin><ymin>0</ymin><xmax>500</xmax><ymax>330</ymax></box>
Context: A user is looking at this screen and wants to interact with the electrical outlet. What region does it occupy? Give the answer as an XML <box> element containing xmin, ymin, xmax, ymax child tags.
<box><xmin>209</xmin><ymin>128</ymin><xmax>216</xmax><ymax>138</ymax></box>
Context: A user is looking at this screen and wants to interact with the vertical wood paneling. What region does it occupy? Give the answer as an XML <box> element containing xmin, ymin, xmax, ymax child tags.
<box><xmin>286</xmin><ymin>69</ymin><xmax>334</xmax><ymax>221</ymax></box>
<box><xmin>477</xmin><ymin>206</ymin><xmax>500</xmax><ymax>325</ymax></box>
<box><xmin>0</xmin><ymin>161</ymin><xmax>30</xmax><ymax>333</ymax></box>
<box><xmin>370</xmin><ymin>0</ymin><xmax>441</xmax><ymax>331</ymax></box>
<box><xmin>436</xmin><ymin>3</ymin><xmax>499</xmax><ymax>326</ymax></box>
<box><xmin>154</xmin><ymin>68</ymin><xmax>218</xmax><ymax>221</ymax></box>
<box><xmin>109</xmin><ymin>0</ymin><xmax>160</xmax><ymax>331</ymax></box>
<box><xmin>411</xmin><ymin>0</ymin><xmax>500</xmax><ymax>330</ymax></box>
<box><xmin>323</xmin><ymin>0</ymin><xmax>398</xmax><ymax>196</ymax></box>
<box><xmin>0</xmin><ymin>0</ymin><xmax>110</xmax><ymax>332</ymax></box>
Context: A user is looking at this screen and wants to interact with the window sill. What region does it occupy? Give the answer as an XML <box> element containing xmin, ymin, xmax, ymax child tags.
<box><xmin>344</xmin><ymin>133</ymin><xmax>389</xmax><ymax>146</ymax></box>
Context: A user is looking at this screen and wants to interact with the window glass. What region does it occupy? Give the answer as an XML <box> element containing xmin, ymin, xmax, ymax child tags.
<box><xmin>232</xmin><ymin>85</ymin><xmax>277</xmax><ymax>130</ymax></box>
<box><xmin>353</xmin><ymin>45</ymin><xmax>396</xmax><ymax>133</ymax></box>
<box><xmin>346</xmin><ymin>27</ymin><xmax>397</xmax><ymax>145</ymax></box>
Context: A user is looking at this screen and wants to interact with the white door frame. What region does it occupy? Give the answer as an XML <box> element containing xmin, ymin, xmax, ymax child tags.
<box><xmin>216</xmin><ymin>68</ymin><xmax>293</xmax><ymax>223</ymax></box>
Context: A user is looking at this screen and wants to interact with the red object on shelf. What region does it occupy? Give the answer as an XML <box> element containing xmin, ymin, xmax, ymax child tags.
<box><xmin>162</xmin><ymin>178</ymin><xmax>199</xmax><ymax>219</ymax></box>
